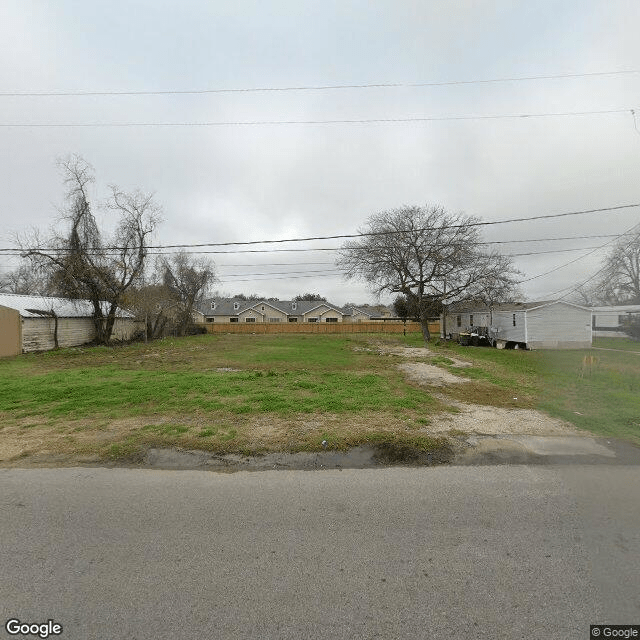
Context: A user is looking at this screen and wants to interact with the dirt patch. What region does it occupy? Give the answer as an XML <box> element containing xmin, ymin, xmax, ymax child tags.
<box><xmin>372</xmin><ymin>344</ymin><xmax>472</xmax><ymax>368</ymax></box>
<box><xmin>424</xmin><ymin>402</ymin><xmax>579</xmax><ymax>437</ymax></box>
<box><xmin>398</xmin><ymin>362</ymin><xmax>470</xmax><ymax>386</ymax></box>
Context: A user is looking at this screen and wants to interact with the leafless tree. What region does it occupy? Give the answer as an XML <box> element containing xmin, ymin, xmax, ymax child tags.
<box><xmin>337</xmin><ymin>205</ymin><xmax>521</xmax><ymax>342</ymax></box>
<box><xmin>593</xmin><ymin>231</ymin><xmax>640</xmax><ymax>304</ymax></box>
<box><xmin>121</xmin><ymin>283</ymin><xmax>173</xmax><ymax>342</ymax></box>
<box><xmin>161</xmin><ymin>250</ymin><xmax>216</xmax><ymax>336</ymax></box>
<box><xmin>0</xmin><ymin>262</ymin><xmax>50</xmax><ymax>295</ymax></box>
<box><xmin>20</xmin><ymin>155</ymin><xmax>161</xmax><ymax>344</ymax></box>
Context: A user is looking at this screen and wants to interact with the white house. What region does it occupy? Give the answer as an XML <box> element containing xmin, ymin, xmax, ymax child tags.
<box><xmin>443</xmin><ymin>300</ymin><xmax>592</xmax><ymax>349</ymax></box>
<box><xmin>590</xmin><ymin>305</ymin><xmax>640</xmax><ymax>338</ymax></box>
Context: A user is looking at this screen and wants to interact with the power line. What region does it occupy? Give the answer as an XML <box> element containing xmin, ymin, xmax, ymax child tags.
<box><xmin>518</xmin><ymin>221</ymin><xmax>640</xmax><ymax>285</ymax></box>
<box><xmin>0</xmin><ymin>108</ymin><xmax>633</xmax><ymax>128</ymax></box>
<box><xmin>2</xmin><ymin>69</ymin><xmax>638</xmax><ymax>97</ymax></box>
<box><xmin>550</xmin><ymin>223</ymin><xmax>640</xmax><ymax>299</ymax></box>
<box><xmin>5</xmin><ymin>204</ymin><xmax>637</xmax><ymax>253</ymax></box>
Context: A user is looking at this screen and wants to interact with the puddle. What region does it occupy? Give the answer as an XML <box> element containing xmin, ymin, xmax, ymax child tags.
<box><xmin>453</xmin><ymin>435</ymin><xmax>640</xmax><ymax>466</ymax></box>
<box><xmin>143</xmin><ymin>444</ymin><xmax>453</xmax><ymax>472</ymax></box>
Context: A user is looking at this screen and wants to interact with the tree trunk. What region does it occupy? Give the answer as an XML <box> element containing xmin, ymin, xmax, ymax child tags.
<box><xmin>53</xmin><ymin>313</ymin><xmax>59</xmax><ymax>349</ymax></box>
<box><xmin>419</xmin><ymin>314</ymin><xmax>431</xmax><ymax>344</ymax></box>
<box><xmin>441</xmin><ymin>304</ymin><xmax>447</xmax><ymax>340</ymax></box>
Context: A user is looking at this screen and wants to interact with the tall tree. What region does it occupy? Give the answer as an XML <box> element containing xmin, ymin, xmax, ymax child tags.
<box><xmin>21</xmin><ymin>155</ymin><xmax>161</xmax><ymax>344</ymax></box>
<box><xmin>0</xmin><ymin>262</ymin><xmax>50</xmax><ymax>295</ymax></box>
<box><xmin>161</xmin><ymin>250</ymin><xmax>216</xmax><ymax>336</ymax></box>
<box><xmin>594</xmin><ymin>231</ymin><xmax>640</xmax><ymax>304</ymax></box>
<box><xmin>337</xmin><ymin>205</ymin><xmax>520</xmax><ymax>343</ymax></box>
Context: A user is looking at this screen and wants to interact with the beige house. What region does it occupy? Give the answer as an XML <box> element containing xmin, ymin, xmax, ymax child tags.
<box><xmin>197</xmin><ymin>298</ymin><xmax>347</xmax><ymax>323</ymax></box>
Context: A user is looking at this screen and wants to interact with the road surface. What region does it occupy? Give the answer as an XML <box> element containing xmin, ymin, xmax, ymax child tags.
<box><xmin>1</xmin><ymin>462</ymin><xmax>639</xmax><ymax>639</ymax></box>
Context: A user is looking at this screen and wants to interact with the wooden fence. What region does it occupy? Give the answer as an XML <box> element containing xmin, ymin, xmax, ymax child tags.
<box><xmin>201</xmin><ymin>321</ymin><xmax>439</xmax><ymax>335</ymax></box>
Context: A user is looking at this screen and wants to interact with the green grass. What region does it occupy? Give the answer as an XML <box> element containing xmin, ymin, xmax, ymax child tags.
<box><xmin>1</xmin><ymin>332</ymin><xmax>638</xmax><ymax>462</ymax></box>
<box><xmin>412</xmin><ymin>335</ymin><xmax>640</xmax><ymax>444</ymax></box>
<box><xmin>0</xmin><ymin>334</ymin><xmax>445</xmax><ymax>460</ymax></box>
<box><xmin>0</xmin><ymin>364</ymin><xmax>431</xmax><ymax>420</ymax></box>
<box><xmin>593</xmin><ymin>337</ymin><xmax>640</xmax><ymax>352</ymax></box>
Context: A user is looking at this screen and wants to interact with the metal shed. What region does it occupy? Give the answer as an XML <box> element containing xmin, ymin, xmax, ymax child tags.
<box><xmin>0</xmin><ymin>293</ymin><xmax>138</xmax><ymax>355</ymax></box>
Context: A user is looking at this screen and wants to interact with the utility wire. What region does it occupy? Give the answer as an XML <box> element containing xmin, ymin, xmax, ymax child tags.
<box><xmin>0</xmin><ymin>108</ymin><xmax>633</xmax><ymax>128</ymax></box>
<box><xmin>518</xmin><ymin>221</ymin><xmax>640</xmax><ymax>285</ymax></box>
<box><xmin>548</xmin><ymin>223</ymin><xmax>640</xmax><ymax>299</ymax></box>
<box><xmin>2</xmin><ymin>69</ymin><xmax>638</xmax><ymax>97</ymax></box>
<box><xmin>5</xmin><ymin>204</ymin><xmax>637</xmax><ymax>253</ymax></box>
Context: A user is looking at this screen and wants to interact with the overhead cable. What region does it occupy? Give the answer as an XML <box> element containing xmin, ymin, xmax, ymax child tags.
<box><xmin>0</xmin><ymin>108</ymin><xmax>633</xmax><ymax>128</ymax></box>
<box><xmin>2</xmin><ymin>69</ymin><xmax>638</xmax><ymax>97</ymax></box>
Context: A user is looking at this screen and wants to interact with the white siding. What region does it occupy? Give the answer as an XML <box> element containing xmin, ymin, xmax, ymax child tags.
<box><xmin>21</xmin><ymin>317</ymin><xmax>139</xmax><ymax>352</ymax></box>
<box><xmin>526</xmin><ymin>303</ymin><xmax>591</xmax><ymax>349</ymax></box>
<box><xmin>491</xmin><ymin>311</ymin><xmax>527</xmax><ymax>343</ymax></box>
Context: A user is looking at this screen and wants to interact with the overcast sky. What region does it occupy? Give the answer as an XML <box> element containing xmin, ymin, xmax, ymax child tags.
<box><xmin>1</xmin><ymin>0</ymin><xmax>639</xmax><ymax>305</ymax></box>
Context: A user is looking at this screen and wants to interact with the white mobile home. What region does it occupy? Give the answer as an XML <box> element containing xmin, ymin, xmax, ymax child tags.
<box><xmin>590</xmin><ymin>305</ymin><xmax>640</xmax><ymax>338</ymax></box>
<box><xmin>443</xmin><ymin>300</ymin><xmax>592</xmax><ymax>349</ymax></box>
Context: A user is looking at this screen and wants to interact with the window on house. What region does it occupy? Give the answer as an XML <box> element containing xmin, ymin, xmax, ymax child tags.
<box><xmin>268</xmin><ymin>317</ymin><xmax>281</xmax><ymax>322</ymax></box>
<box><xmin>210</xmin><ymin>302</ymin><xmax>216</xmax><ymax>310</ymax></box>
<box><xmin>261</xmin><ymin>306</ymin><xmax>265</xmax><ymax>311</ymax></box>
<box><xmin>245</xmin><ymin>317</ymin><xmax>256</xmax><ymax>323</ymax></box>
<box><xmin>325</xmin><ymin>317</ymin><xmax>338</xmax><ymax>323</ymax></box>
<box><xmin>230</xmin><ymin>317</ymin><xmax>239</xmax><ymax>323</ymax></box>
<box><xmin>288</xmin><ymin>317</ymin><xmax>298</xmax><ymax>322</ymax></box>
<box><xmin>469</xmin><ymin>314</ymin><xmax>474</xmax><ymax>326</ymax></box>
<box><xmin>233</xmin><ymin>303</ymin><xmax>240</xmax><ymax>310</ymax></box>
<box><xmin>291</xmin><ymin>302</ymin><xmax>297</xmax><ymax>311</ymax></box>
<box><xmin>513</xmin><ymin>314</ymin><xmax>517</xmax><ymax>327</ymax></box>
<box><xmin>456</xmin><ymin>315</ymin><xmax>461</xmax><ymax>328</ymax></box>
<box><xmin>206</xmin><ymin>317</ymin><xmax>214</xmax><ymax>322</ymax></box>
<box><xmin>307</xmin><ymin>317</ymin><xmax>318</xmax><ymax>323</ymax></box>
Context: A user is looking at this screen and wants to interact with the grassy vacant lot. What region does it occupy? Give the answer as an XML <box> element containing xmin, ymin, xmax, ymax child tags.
<box><xmin>423</xmin><ymin>335</ymin><xmax>640</xmax><ymax>443</ymax></box>
<box><xmin>0</xmin><ymin>333</ymin><xmax>638</xmax><ymax>463</ymax></box>
<box><xmin>0</xmin><ymin>334</ymin><xmax>449</xmax><ymax>462</ymax></box>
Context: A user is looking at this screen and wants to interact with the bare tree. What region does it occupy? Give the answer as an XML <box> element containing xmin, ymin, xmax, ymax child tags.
<box><xmin>21</xmin><ymin>155</ymin><xmax>161</xmax><ymax>344</ymax></box>
<box><xmin>121</xmin><ymin>283</ymin><xmax>173</xmax><ymax>342</ymax></box>
<box><xmin>337</xmin><ymin>205</ymin><xmax>521</xmax><ymax>343</ymax></box>
<box><xmin>593</xmin><ymin>231</ymin><xmax>640</xmax><ymax>304</ymax></box>
<box><xmin>161</xmin><ymin>250</ymin><xmax>216</xmax><ymax>336</ymax></box>
<box><xmin>0</xmin><ymin>262</ymin><xmax>50</xmax><ymax>295</ymax></box>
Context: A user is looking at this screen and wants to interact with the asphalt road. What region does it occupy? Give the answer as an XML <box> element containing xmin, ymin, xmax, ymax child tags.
<box><xmin>1</xmin><ymin>463</ymin><xmax>639</xmax><ymax>640</ymax></box>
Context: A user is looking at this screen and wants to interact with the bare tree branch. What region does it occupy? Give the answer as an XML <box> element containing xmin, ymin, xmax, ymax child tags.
<box><xmin>337</xmin><ymin>204</ymin><xmax>521</xmax><ymax>342</ymax></box>
<box><xmin>19</xmin><ymin>155</ymin><xmax>161</xmax><ymax>344</ymax></box>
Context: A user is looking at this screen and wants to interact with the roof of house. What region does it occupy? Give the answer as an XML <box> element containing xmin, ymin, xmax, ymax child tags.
<box><xmin>0</xmin><ymin>293</ymin><xmax>134</xmax><ymax>318</ymax></box>
<box><xmin>590</xmin><ymin>304</ymin><xmax>640</xmax><ymax>313</ymax></box>
<box><xmin>447</xmin><ymin>299</ymin><xmax>591</xmax><ymax>313</ymax></box>
<box><xmin>200</xmin><ymin>298</ymin><xmax>345</xmax><ymax>316</ymax></box>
